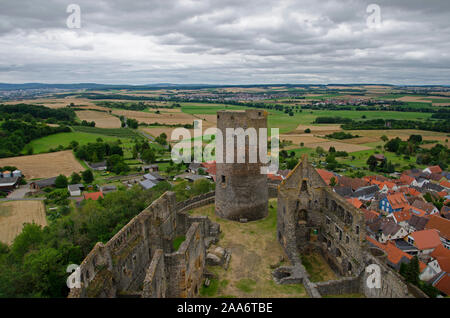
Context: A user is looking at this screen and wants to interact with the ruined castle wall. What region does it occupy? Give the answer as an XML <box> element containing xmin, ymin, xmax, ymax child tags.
<box><xmin>360</xmin><ymin>254</ymin><xmax>428</xmax><ymax>298</ymax></box>
<box><xmin>69</xmin><ymin>191</ymin><xmax>217</xmax><ymax>298</ymax></box>
<box><xmin>278</xmin><ymin>157</ymin><xmax>368</xmax><ymax>277</ymax></box>
<box><xmin>215</xmin><ymin>110</ymin><xmax>268</xmax><ymax>221</ymax></box>
<box><xmin>142</xmin><ymin>249</ymin><xmax>166</xmax><ymax>298</ymax></box>
<box><xmin>176</xmin><ymin>191</ymin><xmax>215</xmax><ymax>213</ymax></box>
<box><xmin>315</xmin><ymin>277</ymin><xmax>361</xmax><ymax>296</ymax></box>
<box><xmin>165</xmin><ymin>223</ymin><xmax>206</xmax><ymax>298</ymax></box>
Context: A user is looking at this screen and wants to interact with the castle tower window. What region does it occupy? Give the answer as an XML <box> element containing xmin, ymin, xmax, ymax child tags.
<box><xmin>301</xmin><ymin>180</ymin><xmax>308</xmax><ymax>192</ymax></box>
<box><xmin>221</xmin><ymin>175</ymin><xmax>226</xmax><ymax>184</ymax></box>
<box><xmin>356</xmin><ymin>225</ymin><xmax>360</xmax><ymax>235</ymax></box>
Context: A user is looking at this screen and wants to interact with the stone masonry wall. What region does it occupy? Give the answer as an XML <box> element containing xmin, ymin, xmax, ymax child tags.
<box><xmin>276</xmin><ymin>155</ymin><xmax>425</xmax><ymax>298</ymax></box>
<box><xmin>69</xmin><ymin>191</ymin><xmax>219</xmax><ymax>298</ymax></box>
<box><xmin>215</xmin><ymin>109</ymin><xmax>268</xmax><ymax>221</ymax></box>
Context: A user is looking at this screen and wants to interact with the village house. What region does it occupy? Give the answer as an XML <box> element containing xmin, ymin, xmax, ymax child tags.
<box><xmin>30</xmin><ymin>177</ymin><xmax>57</xmax><ymax>191</ymax></box>
<box><xmin>316</xmin><ymin>168</ymin><xmax>337</xmax><ymax>185</ymax></box>
<box><xmin>411</xmin><ymin>199</ymin><xmax>439</xmax><ymax>215</ymax></box>
<box><xmin>351</xmin><ymin>185</ymin><xmax>379</xmax><ymax>201</ymax></box>
<box><xmin>0</xmin><ymin>177</ymin><xmax>20</xmax><ymax>192</ymax></box>
<box><xmin>423</xmin><ymin>165</ymin><xmax>443</xmax><ymax>175</ymax></box>
<box><xmin>425</xmin><ymin>215</ymin><xmax>450</xmax><ymax>249</ymax></box>
<box><xmin>379</xmin><ymin>193</ymin><xmax>408</xmax><ymax>214</ymax></box>
<box><xmin>367</xmin><ymin>218</ymin><xmax>408</xmax><ymax>243</ymax></box>
<box><xmin>83</xmin><ymin>192</ymin><xmax>104</xmax><ymax>201</ymax></box>
<box><xmin>99</xmin><ymin>185</ymin><xmax>117</xmax><ymax>194</ymax></box>
<box><xmin>406</xmin><ymin>215</ymin><xmax>429</xmax><ymax>233</ymax></box>
<box><xmin>419</xmin><ymin>245</ymin><xmax>450</xmax><ymax>282</ymax></box>
<box><xmin>387</xmin><ymin>209</ymin><xmax>413</xmax><ymax>227</ymax></box>
<box><xmin>366</xmin><ymin>236</ymin><xmax>425</xmax><ymax>272</ymax></box>
<box><xmin>139</xmin><ymin>179</ymin><xmax>158</xmax><ymax>190</ymax></box>
<box><xmin>88</xmin><ymin>161</ymin><xmax>107</xmax><ymax>171</ymax></box>
<box><xmin>141</xmin><ymin>164</ymin><xmax>159</xmax><ymax>173</ymax></box>
<box><xmin>407</xmin><ymin>229</ymin><xmax>442</xmax><ymax>255</ymax></box>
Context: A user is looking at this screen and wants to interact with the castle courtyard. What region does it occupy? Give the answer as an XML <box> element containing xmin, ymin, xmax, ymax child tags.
<box><xmin>190</xmin><ymin>199</ymin><xmax>308</xmax><ymax>298</ymax></box>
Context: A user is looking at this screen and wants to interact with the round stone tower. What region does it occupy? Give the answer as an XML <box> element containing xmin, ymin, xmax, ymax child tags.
<box><xmin>215</xmin><ymin>109</ymin><xmax>268</xmax><ymax>221</ymax></box>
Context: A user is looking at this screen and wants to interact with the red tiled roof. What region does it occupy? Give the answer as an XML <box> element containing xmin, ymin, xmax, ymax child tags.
<box><xmin>387</xmin><ymin>193</ymin><xmax>408</xmax><ymax>210</ymax></box>
<box><xmin>425</xmin><ymin>215</ymin><xmax>450</xmax><ymax>240</ymax></box>
<box><xmin>399</xmin><ymin>187</ymin><xmax>421</xmax><ymax>197</ymax></box>
<box><xmin>427</xmin><ymin>165</ymin><xmax>443</xmax><ymax>174</ymax></box>
<box><xmin>391</xmin><ymin>209</ymin><xmax>413</xmax><ymax>223</ymax></box>
<box><xmin>440</xmin><ymin>180</ymin><xmax>450</xmax><ymax>189</ymax></box>
<box><xmin>409</xmin><ymin>229</ymin><xmax>442</xmax><ymax>250</ymax></box>
<box><xmin>267</xmin><ymin>174</ymin><xmax>283</xmax><ymax>181</ymax></box>
<box><xmin>366</xmin><ymin>236</ymin><xmax>413</xmax><ymax>266</ymax></box>
<box><xmin>411</xmin><ymin>199</ymin><xmax>437</xmax><ymax>215</ymax></box>
<box><xmin>405</xmin><ymin>205</ymin><xmax>427</xmax><ymax>218</ymax></box>
<box><xmin>437</xmin><ymin>191</ymin><xmax>448</xmax><ymax>198</ymax></box>
<box><xmin>316</xmin><ymin>169</ymin><xmax>335</xmax><ymax>185</ymax></box>
<box><xmin>400</xmin><ymin>174</ymin><xmax>415</xmax><ymax>185</ymax></box>
<box><xmin>364</xmin><ymin>175</ymin><xmax>389</xmax><ymax>183</ymax></box>
<box><xmin>201</xmin><ymin>161</ymin><xmax>216</xmax><ymax>176</ymax></box>
<box><xmin>347</xmin><ymin>197</ymin><xmax>363</xmax><ymax>209</ymax></box>
<box><xmin>434</xmin><ymin>273</ymin><xmax>450</xmax><ymax>296</ymax></box>
<box><xmin>430</xmin><ymin>244</ymin><xmax>450</xmax><ymax>272</ymax></box>
<box><xmin>362</xmin><ymin>209</ymin><xmax>380</xmax><ymax>223</ymax></box>
<box><xmin>83</xmin><ymin>192</ymin><xmax>104</xmax><ymax>201</ymax></box>
<box><xmin>338</xmin><ymin>175</ymin><xmax>369</xmax><ymax>190</ymax></box>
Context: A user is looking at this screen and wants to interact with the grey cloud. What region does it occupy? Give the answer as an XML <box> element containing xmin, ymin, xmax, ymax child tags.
<box><xmin>0</xmin><ymin>0</ymin><xmax>449</xmax><ymax>84</ymax></box>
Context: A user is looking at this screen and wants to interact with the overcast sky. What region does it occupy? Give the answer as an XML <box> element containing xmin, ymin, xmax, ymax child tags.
<box><xmin>0</xmin><ymin>0</ymin><xmax>449</xmax><ymax>85</ymax></box>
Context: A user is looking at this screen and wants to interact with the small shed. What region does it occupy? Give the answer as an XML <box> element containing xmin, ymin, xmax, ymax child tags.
<box><xmin>68</xmin><ymin>184</ymin><xmax>83</xmax><ymax>196</ymax></box>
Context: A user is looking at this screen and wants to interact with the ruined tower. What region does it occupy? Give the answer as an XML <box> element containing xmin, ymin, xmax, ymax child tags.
<box><xmin>215</xmin><ymin>109</ymin><xmax>268</xmax><ymax>221</ymax></box>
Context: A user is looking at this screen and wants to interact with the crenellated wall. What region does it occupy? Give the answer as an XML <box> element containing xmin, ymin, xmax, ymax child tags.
<box><xmin>68</xmin><ymin>191</ymin><xmax>220</xmax><ymax>298</ymax></box>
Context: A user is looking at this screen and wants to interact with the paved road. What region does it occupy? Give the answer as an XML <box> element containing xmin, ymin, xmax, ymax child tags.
<box><xmin>6</xmin><ymin>185</ymin><xmax>31</xmax><ymax>200</ymax></box>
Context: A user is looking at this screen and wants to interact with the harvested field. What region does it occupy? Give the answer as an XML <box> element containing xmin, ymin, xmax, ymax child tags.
<box><xmin>4</xmin><ymin>97</ymin><xmax>97</xmax><ymax>109</ymax></box>
<box><xmin>306</xmin><ymin>141</ymin><xmax>371</xmax><ymax>152</ymax></box>
<box><xmin>0</xmin><ymin>150</ymin><xmax>84</xmax><ymax>179</ymax></box>
<box><xmin>343</xmin><ymin>136</ymin><xmax>379</xmax><ymax>144</ymax></box>
<box><xmin>294</xmin><ymin>124</ymin><xmax>342</xmax><ymax>135</ymax></box>
<box><xmin>75</xmin><ymin>110</ymin><xmax>122</xmax><ymax>128</ymax></box>
<box><xmin>112</xmin><ymin>109</ymin><xmax>196</xmax><ymax>125</ymax></box>
<box><xmin>0</xmin><ymin>200</ymin><xmax>47</xmax><ymax>245</ymax></box>
<box><xmin>280</xmin><ymin>134</ymin><xmax>328</xmax><ymax>145</ymax></box>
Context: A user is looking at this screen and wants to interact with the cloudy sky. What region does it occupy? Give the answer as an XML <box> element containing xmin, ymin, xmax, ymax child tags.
<box><xmin>0</xmin><ymin>0</ymin><xmax>449</xmax><ymax>85</ymax></box>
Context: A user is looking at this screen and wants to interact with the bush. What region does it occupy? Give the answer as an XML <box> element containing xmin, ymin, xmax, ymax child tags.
<box><xmin>54</xmin><ymin>175</ymin><xmax>68</xmax><ymax>188</ymax></box>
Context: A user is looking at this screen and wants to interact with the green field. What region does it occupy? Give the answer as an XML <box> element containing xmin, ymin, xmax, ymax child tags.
<box><xmin>71</xmin><ymin>126</ymin><xmax>140</xmax><ymax>138</ymax></box>
<box><xmin>180</xmin><ymin>102</ymin><xmax>247</xmax><ymax>115</ymax></box>
<box><xmin>173</xmin><ymin>102</ymin><xmax>437</xmax><ymax>134</ymax></box>
<box><xmin>24</xmin><ymin>132</ymin><xmax>132</xmax><ymax>154</ymax></box>
<box><xmin>336</xmin><ymin>148</ymin><xmax>425</xmax><ymax>171</ymax></box>
<box><xmin>266</xmin><ymin>109</ymin><xmax>433</xmax><ymax>134</ymax></box>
